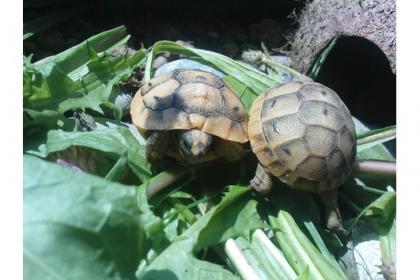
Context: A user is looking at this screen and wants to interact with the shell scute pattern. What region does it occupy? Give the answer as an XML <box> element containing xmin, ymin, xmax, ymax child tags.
<box><xmin>249</xmin><ymin>82</ymin><xmax>356</xmax><ymax>192</ymax></box>
<box><xmin>130</xmin><ymin>69</ymin><xmax>248</xmax><ymax>143</ymax></box>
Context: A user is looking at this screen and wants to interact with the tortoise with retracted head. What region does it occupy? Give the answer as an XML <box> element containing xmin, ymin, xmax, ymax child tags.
<box><xmin>248</xmin><ymin>81</ymin><xmax>356</xmax><ymax>233</ymax></box>
<box><xmin>130</xmin><ymin>69</ymin><xmax>248</xmax><ymax>165</ymax></box>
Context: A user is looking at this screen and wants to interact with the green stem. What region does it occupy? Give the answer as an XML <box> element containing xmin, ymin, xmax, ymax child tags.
<box><xmin>338</xmin><ymin>192</ymin><xmax>363</xmax><ymax>213</ymax></box>
<box><xmin>166</xmin><ymin>197</ymin><xmax>197</xmax><ymax>224</ymax></box>
<box><xmin>357</xmin><ymin>128</ymin><xmax>396</xmax><ymax>145</ymax></box>
<box><xmin>145</xmin><ymin>165</ymin><xmax>191</xmax><ymax>198</ymax></box>
<box><xmin>352</xmin><ymin>160</ymin><xmax>396</xmax><ymax>178</ymax></box>
<box><xmin>358</xmin><ymin>185</ymin><xmax>386</xmax><ymax>195</ymax></box>
<box><xmin>224</xmin><ymin>239</ymin><xmax>261</xmax><ymax>280</ymax></box>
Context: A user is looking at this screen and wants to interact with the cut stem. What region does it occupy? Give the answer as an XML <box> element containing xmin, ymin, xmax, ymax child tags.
<box><xmin>145</xmin><ymin>165</ymin><xmax>191</xmax><ymax>198</ymax></box>
<box><xmin>224</xmin><ymin>239</ymin><xmax>261</xmax><ymax>280</ymax></box>
<box><xmin>352</xmin><ymin>160</ymin><xmax>396</xmax><ymax>178</ymax></box>
<box><xmin>253</xmin><ymin>229</ymin><xmax>297</xmax><ymax>279</ymax></box>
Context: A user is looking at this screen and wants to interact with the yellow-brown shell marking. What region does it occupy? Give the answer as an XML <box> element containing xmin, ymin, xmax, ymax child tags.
<box><xmin>130</xmin><ymin>69</ymin><xmax>248</xmax><ymax>143</ymax></box>
<box><xmin>248</xmin><ymin>82</ymin><xmax>356</xmax><ymax>193</ymax></box>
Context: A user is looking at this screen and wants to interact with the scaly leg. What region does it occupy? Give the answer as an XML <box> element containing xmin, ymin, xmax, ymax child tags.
<box><xmin>318</xmin><ymin>189</ymin><xmax>348</xmax><ymax>236</ymax></box>
<box><xmin>250</xmin><ymin>163</ymin><xmax>273</xmax><ymax>194</ymax></box>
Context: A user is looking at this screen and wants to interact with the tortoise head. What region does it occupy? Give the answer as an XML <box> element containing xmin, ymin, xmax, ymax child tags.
<box><xmin>177</xmin><ymin>129</ymin><xmax>213</xmax><ymax>162</ymax></box>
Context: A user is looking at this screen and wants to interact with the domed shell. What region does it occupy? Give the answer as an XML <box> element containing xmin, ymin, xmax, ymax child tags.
<box><xmin>248</xmin><ymin>82</ymin><xmax>356</xmax><ymax>193</ymax></box>
<box><xmin>130</xmin><ymin>69</ymin><xmax>248</xmax><ymax>143</ymax></box>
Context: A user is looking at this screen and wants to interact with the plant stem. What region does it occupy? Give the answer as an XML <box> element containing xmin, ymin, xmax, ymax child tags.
<box><xmin>253</xmin><ymin>229</ymin><xmax>297</xmax><ymax>279</ymax></box>
<box><xmin>357</xmin><ymin>128</ymin><xmax>396</xmax><ymax>145</ymax></box>
<box><xmin>166</xmin><ymin>197</ymin><xmax>197</xmax><ymax>224</ymax></box>
<box><xmin>338</xmin><ymin>192</ymin><xmax>363</xmax><ymax>213</ymax></box>
<box><xmin>224</xmin><ymin>239</ymin><xmax>261</xmax><ymax>280</ymax></box>
<box><xmin>358</xmin><ymin>185</ymin><xmax>386</xmax><ymax>195</ymax></box>
<box><xmin>352</xmin><ymin>160</ymin><xmax>396</xmax><ymax>178</ymax></box>
<box><xmin>145</xmin><ymin>165</ymin><xmax>191</xmax><ymax>198</ymax></box>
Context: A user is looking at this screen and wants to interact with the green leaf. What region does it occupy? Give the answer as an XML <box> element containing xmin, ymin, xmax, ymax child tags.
<box><xmin>137</xmin><ymin>184</ymin><xmax>170</xmax><ymax>252</ymax></box>
<box><xmin>308</xmin><ymin>34</ymin><xmax>340</xmax><ymax>79</ymax></box>
<box><xmin>270</xmin><ymin>211</ymin><xmax>347</xmax><ymax>280</ymax></box>
<box><xmin>380</xmin><ymin>218</ymin><xmax>396</xmax><ymax>262</ymax></box>
<box><xmin>352</xmin><ymin>192</ymin><xmax>396</xmax><ymax>234</ymax></box>
<box><xmin>137</xmin><ymin>186</ymin><xmax>262</xmax><ymax>279</ymax></box>
<box><xmin>195</xmin><ymin>186</ymin><xmax>266</xmax><ymax>251</ymax></box>
<box><xmin>24</xmin><ymin>26</ymin><xmax>146</xmax><ymax>117</ymax></box>
<box><xmin>357</xmin><ymin>125</ymin><xmax>396</xmax><ymax>153</ymax></box>
<box><xmin>296</xmin><ymin>267</ymin><xmax>310</xmax><ymax>280</ymax></box>
<box><xmin>23</xmin><ymin>108</ymin><xmax>75</xmax><ymax>131</ymax></box>
<box><xmin>223</xmin><ymin>75</ymin><xmax>258</xmax><ymax>111</ymax></box>
<box><xmin>23</xmin><ymin>155</ymin><xmax>148</xmax><ymax>279</ymax></box>
<box><xmin>353</xmin><ymin>118</ymin><xmax>395</xmax><ymax>161</ymax></box>
<box><xmin>105</xmin><ymin>152</ymin><xmax>129</xmax><ymax>182</ymax></box>
<box><xmin>44</xmin><ymin>126</ymin><xmax>152</xmax><ymax>182</ymax></box>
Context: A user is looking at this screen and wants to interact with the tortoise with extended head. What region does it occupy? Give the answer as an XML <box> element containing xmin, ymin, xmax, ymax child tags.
<box><xmin>130</xmin><ymin>69</ymin><xmax>248</xmax><ymax>165</ymax></box>
<box><xmin>248</xmin><ymin>81</ymin><xmax>356</xmax><ymax>233</ymax></box>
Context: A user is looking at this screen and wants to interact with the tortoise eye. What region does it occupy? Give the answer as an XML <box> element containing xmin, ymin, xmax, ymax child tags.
<box><xmin>180</xmin><ymin>139</ymin><xmax>190</xmax><ymax>150</ymax></box>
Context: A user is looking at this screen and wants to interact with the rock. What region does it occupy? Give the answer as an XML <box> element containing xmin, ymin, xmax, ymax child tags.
<box><xmin>289</xmin><ymin>0</ymin><xmax>396</xmax><ymax>73</ymax></box>
<box><xmin>152</xmin><ymin>56</ymin><xmax>168</xmax><ymax>69</ymax></box>
<box><xmin>114</xmin><ymin>93</ymin><xmax>133</xmax><ymax>116</ymax></box>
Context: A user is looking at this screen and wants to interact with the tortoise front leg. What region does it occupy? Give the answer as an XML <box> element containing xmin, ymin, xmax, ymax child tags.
<box><xmin>318</xmin><ymin>189</ymin><xmax>348</xmax><ymax>236</ymax></box>
<box><xmin>250</xmin><ymin>163</ymin><xmax>273</xmax><ymax>194</ymax></box>
<box><xmin>145</xmin><ymin>131</ymin><xmax>169</xmax><ymax>165</ymax></box>
<box><xmin>214</xmin><ymin>139</ymin><xmax>244</xmax><ymax>161</ymax></box>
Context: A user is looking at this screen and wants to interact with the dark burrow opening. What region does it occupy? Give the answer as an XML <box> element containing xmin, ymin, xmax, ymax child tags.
<box><xmin>314</xmin><ymin>36</ymin><xmax>396</xmax><ymax>129</ymax></box>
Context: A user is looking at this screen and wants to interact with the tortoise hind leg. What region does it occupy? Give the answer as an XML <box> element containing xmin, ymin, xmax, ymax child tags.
<box><xmin>318</xmin><ymin>189</ymin><xmax>348</xmax><ymax>236</ymax></box>
<box><xmin>250</xmin><ymin>163</ymin><xmax>273</xmax><ymax>194</ymax></box>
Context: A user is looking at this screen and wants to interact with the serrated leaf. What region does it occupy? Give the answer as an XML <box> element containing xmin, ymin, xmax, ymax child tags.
<box><xmin>23</xmin><ymin>26</ymin><xmax>146</xmax><ymax>119</ymax></box>
<box><xmin>44</xmin><ymin>126</ymin><xmax>152</xmax><ymax>182</ymax></box>
<box><xmin>137</xmin><ymin>184</ymin><xmax>170</xmax><ymax>252</ymax></box>
<box><xmin>137</xmin><ymin>185</ymin><xmax>262</xmax><ymax>280</ymax></box>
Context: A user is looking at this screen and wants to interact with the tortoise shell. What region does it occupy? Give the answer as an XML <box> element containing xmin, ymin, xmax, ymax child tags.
<box><xmin>130</xmin><ymin>69</ymin><xmax>248</xmax><ymax>143</ymax></box>
<box><xmin>248</xmin><ymin>82</ymin><xmax>356</xmax><ymax>193</ymax></box>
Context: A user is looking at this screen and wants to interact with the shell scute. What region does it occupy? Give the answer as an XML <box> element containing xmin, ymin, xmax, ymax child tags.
<box><xmin>248</xmin><ymin>82</ymin><xmax>356</xmax><ymax>192</ymax></box>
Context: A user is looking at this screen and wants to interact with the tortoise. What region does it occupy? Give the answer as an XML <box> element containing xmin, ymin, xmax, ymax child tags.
<box><xmin>130</xmin><ymin>69</ymin><xmax>249</xmax><ymax>165</ymax></box>
<box><xmin>248</xmin><ymin>81</ymin><xmax>356</xmax><ymax>233</ymax></box>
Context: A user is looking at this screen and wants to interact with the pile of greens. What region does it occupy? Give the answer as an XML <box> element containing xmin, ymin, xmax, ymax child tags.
<box><xmin>23</xmin><ymin>26</ymin><xmax>396</xmax><ymax>280</ymax></box>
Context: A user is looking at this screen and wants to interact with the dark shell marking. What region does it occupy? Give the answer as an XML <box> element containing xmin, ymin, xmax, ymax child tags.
<box><xmin>248</xmin><ymin>82</ymin><xmax>356</xmax><ymax>192</ymax></box>
<box><xmin>131</xmin><ymin>69</ymin><xmax>248</xmax><ymax>143</ymax></box>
